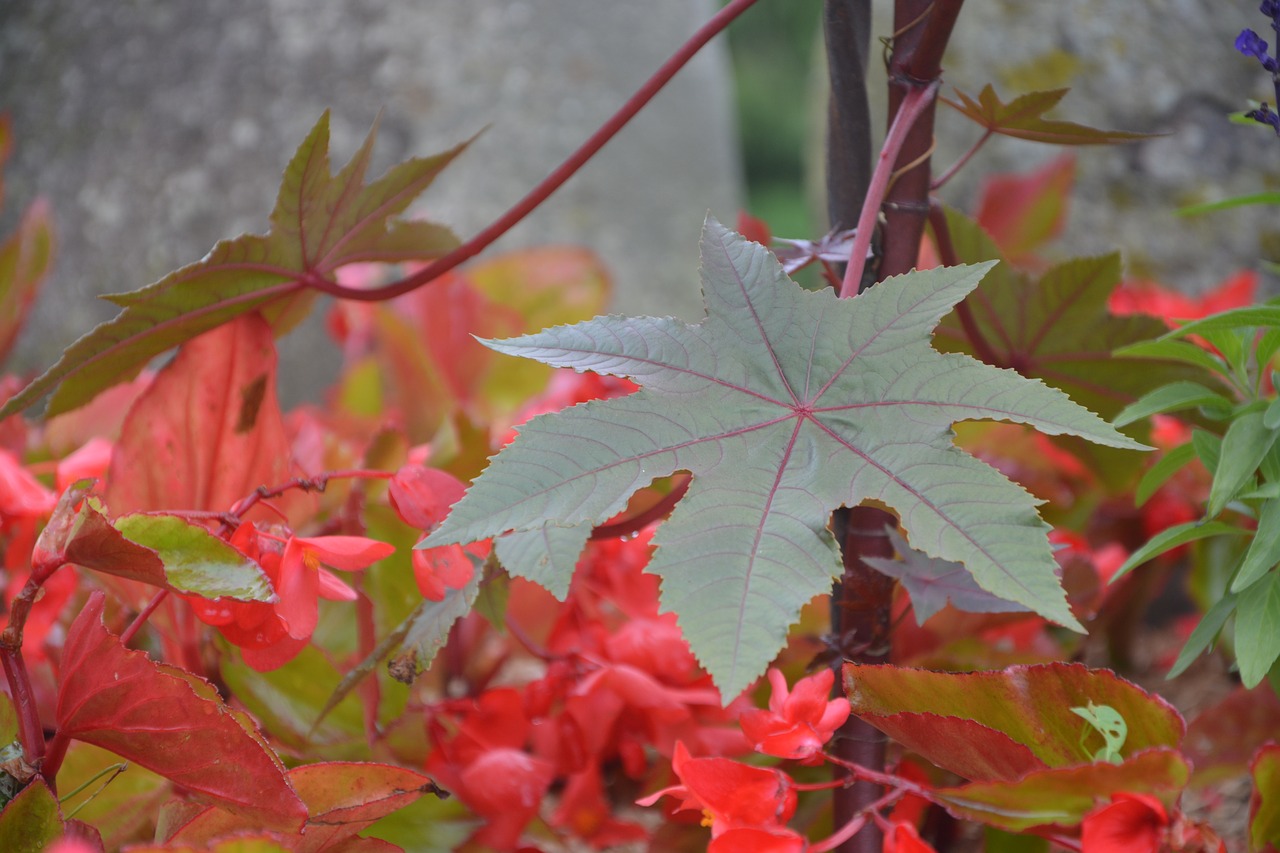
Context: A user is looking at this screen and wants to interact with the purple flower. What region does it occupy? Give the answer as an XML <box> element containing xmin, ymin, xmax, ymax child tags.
<box><xmin>1247</xmin><ymin>103</ymin><xmax>1280</xmax><ymax>135</ymax></box>
<box><xmin>1263</xmin><ymin>0</ymin><xmax>1280</xmax><ymax>25</ymax></box>
<box><xmin>1237</xmin><ymin>28</ymin><xmax>1279</xmax><ymax>72</ymax></box>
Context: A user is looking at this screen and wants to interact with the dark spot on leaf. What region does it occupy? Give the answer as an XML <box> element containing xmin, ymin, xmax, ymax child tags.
<box><xmin>236</xmin><ymin>375</ymin><xmax>268</xmax><ymax>434</ymax></box>
<box><xmin>388</xmin><ymin>648</ymin><xmax>420</xmax><ymax>684</ymax></box>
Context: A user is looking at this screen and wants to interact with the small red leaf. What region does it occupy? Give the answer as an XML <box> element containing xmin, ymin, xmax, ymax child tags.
<box><xmin>974</xmin><ymin>155</ymin><xmax>1075</xmax><ymax>265</ymax></box>
<box><xmin>57</xmin><ymin>593</ymin><xmax>306</xmax><ymax>832</ymax></box>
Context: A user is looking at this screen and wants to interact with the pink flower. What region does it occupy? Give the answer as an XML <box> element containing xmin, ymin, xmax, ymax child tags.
<box><xmin>740</xmin><ymin>668</ymin><xmax>850</xmax><ymax>760</ymax></box>
<box><xmin>277</xmin><ymin>535</ymin><xmax>394</xmax><ymax>639</ymax></box>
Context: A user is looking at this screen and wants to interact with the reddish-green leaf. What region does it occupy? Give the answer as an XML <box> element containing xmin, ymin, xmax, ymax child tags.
<box><xmin>943</xmin><ymin>85</ymin><xmax>1153</xmax><ymax>145</ymax></box>
<box><xmin>111</xmin><ymin>513</ymin><xmax>274</xmax><ymax>601</ymax></box>
<box><xmin>104</xmin><ymin>313</ymin><xmax>295</xmax><ymax>517</ymax></box>
<box><xmin>1252</xmin><ymin>744</ymin><xmax>1280</xmax><ymax>852</ymax></box>
<box><xmin>933</xmin><ymin>208</ymin><xmax>1215</xmax><ymax>484</ymax></box>
<box><xmin>129</xmin><ymin>837</ymin><xmax>292</xmax><ymax>853</ymax></box>
<box><xmin>1</xmin><ymin>111</ymin><xmax>465</xmax><ymax>418</ymax></box>
<box><xmin>935</xmin><ymin>208</ymin><xmax>1206</xmax><ymax>424</ymax></box>
<box><xmin>427</xmin><ymin>218</ymin><xmax>1141</xmax><ymax>698</ymax></box>
<box><xmin>864</xmin><ymin>527</ymin><xmax>1032</xmax><ymax>623</ymax></box>
<box><xmin>973</xmin><ymin>155</ymin><xmax>1074</xmax><ymax>264</ymax></box>
<box><xmin>1184</xmin><ymin>687</ymin><xmax>1280</xmax><ymax>786</ymax></box>
<box><xmin>38</xmin><ymin>484</ymin><xmax>272</xmax><ymax>601</ymax></box>
<box><xmin>168</xmin><ymin>762</ymin><xmax>445</xmax><ymax>852</ymax></box>
<box><xmin>934</xmin><ymin>750</ymin><xmax>1189</xmax><ymax>833</ymax></box>
<box><xmin>0</xmin><ymin>198</ymin><xmax>54</xmax><ymax>364</ymax></box>
<box><xmin>0</xmin><ymin>779</ymin><xmax>63</xmax><ymax>852</ymax></box>
<box><xmin>57</xmin><ymin>593</ymin><xmax>306</xmax><ymax>832</ymax></box>
<box><xmin>844</xmin><ymin>662</ymin><xmax>1183</xmax><ymax>779</ymax></box>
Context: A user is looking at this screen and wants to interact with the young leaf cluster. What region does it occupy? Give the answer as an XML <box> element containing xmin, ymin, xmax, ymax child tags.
<box><xmin>1113</xmin><ymin>303</ymin><xmax>1280</xmax><ymax>687</ymax></box>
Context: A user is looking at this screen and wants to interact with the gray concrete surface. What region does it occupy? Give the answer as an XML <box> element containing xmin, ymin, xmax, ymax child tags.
<box><xmin>0</xmin><ymin>1</ymin><xmax>742</xmax><ymax>405</ymax></box>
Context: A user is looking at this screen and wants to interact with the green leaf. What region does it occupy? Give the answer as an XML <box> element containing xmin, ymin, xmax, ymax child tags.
<box><xmin>1114</xmin><ymin>339</ymin><xmax>1227</xmax><ymax>377</ymax></box>
<box><xmin>427</xmin><ymin>218</ymin><xmax>1144</xmax><ymax>698</ymax></box>
<box><xmin>1163</xmin><ymin>306</ymin><xmax>1280</xmax><ymax>341</ymax></box>
<box><xmin>1191</xmin><ymin>429</ymin><xmax>1222</xmax><ymax>474</ymax></box>
<box><xmin>0</xmin><ymin>112</ymin><xmax>466</xmax><ymax>419</ymax></box>
<box><xmin>1135</xmin><ymin>443</ymin><xmax>1196</xmax><ymax>507</ymax></box>
<box><xmin>1177</xmin><ymin>191</ymin><xmax>1280</xmax><ymax>216</ymax></box>
<box><xmin>1068</xmin><ymin>702</ymin><xmax>1126</xmax><ymax>764</ymax></box>
<box><xmin>1112</xmin><ymin>382</ymin><xmax>1233</xmax><ymax>428</ymax></box>
<box><xmin>0</xmin><ymin>780</ymin><xmax>62</xmax><ymax>853</ymax></box>
<box><xmin>1207</xmin><ymin>410</ymin><xmax>1279</xmax><ymax>518</ymax></box>
<box><xmin>1111</xmin><ymin>520</ymin><xmax>1246</xmax><ymax>583</ymax></box>
<box><xmin>1265</xmin><ymin>398</ymin><xmax>1280</xmax><ymax>430</ymax></box>
<box><xmin>1252</xmin><ymin>744</ymin><xmax>1280</xmax><ymax>852</ymax></box>
<box><xmin>1167</xmin><ymin>592</ymin><xmax>1237</xmax><ymax>678</ymax></box>
<box><xmin>942</xmin><ymin>85</ymin><xmax>1154</xmax><ymax>145</ymax></box>
<box><xmin>113</xmin><ymin>513</ymin><xmax>274</xmax><ymax>601</ymax></box>
<box><xmin>935</xmin><ymin>751</ymin><xmax>1189</xmax><ymax>833</ymax></box>
<box><xmin>313</xmin><ymin>565</ymin><xmax>481</xmax><ymax>729</ymax></box>
<box><xmin>1236</xmin><ymin>571</ymin><xmax>1280</xmax><ymax>688</ymax></box>
<box><xmin>1234</xmin><ymin>497</ymin><xmax>1280</xmax><ymax>592</ymax></box>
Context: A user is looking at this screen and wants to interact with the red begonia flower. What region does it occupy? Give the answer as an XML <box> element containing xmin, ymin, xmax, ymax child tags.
<box><xmin>1080</xmin><ymin>792</ymin><xmax>1167</xmax><ymax>853</ymax></box>
<box><xmin>884</xmin><ymin>821</ymin><xmax>938</xmax><ymax>853</ymax></box>
<box><xmin>740</xmin><ymin>668</ymin><xmax>850</xmax><ymax>760</ymax></box>
<box><xmin>638</xmin><ymin>741</ymin><xmax>795</xmax><ymax>837</ymax></box>
<box><xmin>277</xmin><ymin>535</ymin><xmax>394</xmax><ymax>639</ymax></box>
<box><xmin>710</xmin><ymin>825</ymin><xmax>807</xmax><ymax>853</ymax></box>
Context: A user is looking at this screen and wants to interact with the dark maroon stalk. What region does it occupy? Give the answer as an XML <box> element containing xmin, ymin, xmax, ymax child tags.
<box><xmin>302</xmin><ymin>0</ymin><xmax>763</xmax><ymax>304</ymax></box>
<box><xmin>825</xmin><ymin>3</ymin><xmax>963</xmax><ymax>851</ymax></box>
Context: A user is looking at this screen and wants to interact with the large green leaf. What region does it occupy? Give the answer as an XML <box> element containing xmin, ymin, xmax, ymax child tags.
<box><xmin>426</xmin><ymin>218</ymin><xmax>1143</xmax><ymax>698</ymax></box>
<box><xmin>1</xmin><ymin>112</ymin><xmax>466</xmax><ymax>419</ymax></box>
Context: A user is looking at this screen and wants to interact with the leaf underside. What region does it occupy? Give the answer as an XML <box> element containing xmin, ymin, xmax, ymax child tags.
<box><xmin>426</xmin><ymin>218</ymin><xmax>1141</xmax><ymax>699</ymax></box>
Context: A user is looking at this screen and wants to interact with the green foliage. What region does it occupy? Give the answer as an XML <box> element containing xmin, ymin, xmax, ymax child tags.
<box><xmin>428</xmin><ymin>218</ymin><xmax>1141</xmax><ymax>698</ymax></box>
<box><xmin>1114</xmin><ymin>298</ymin><xmax>1280</xmax><ymax>688</ymax></box>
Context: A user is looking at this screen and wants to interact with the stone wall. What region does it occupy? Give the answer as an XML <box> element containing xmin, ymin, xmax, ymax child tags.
<box><xmin>0</xmin><ymin>1</ymin><xmax>741</xmax><ymax>403</ymax></box>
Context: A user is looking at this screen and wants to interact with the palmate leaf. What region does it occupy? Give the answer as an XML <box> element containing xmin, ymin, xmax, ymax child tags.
<box><xmin>942</xmin><ymin>85</ymin><xmax>1153</xmax><ymax>145</ymax></box>
<box><xmin>426</xmin><ymin>218</ymin><xmax>1142</xmax><ymax>698</ymax></box>
<box><xmin>0</xmin><ymin>111</ymin><xmax>467</xmax><ymax>419</ymax></box>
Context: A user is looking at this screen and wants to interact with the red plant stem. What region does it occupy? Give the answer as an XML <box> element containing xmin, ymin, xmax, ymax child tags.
<box><xmin>226</xmin><ymin>469</ymin><xmax>392</xmax><ymax>524</ymax></box>
<box><xmin>41</xmin><ymin>728</ymin><xmax>69</xmax><ymax>784</ymax></box>
<box><xmin>120</xmin><ymin>589</ymin><xmax>170</xmax><ymax>647</ymax></box>
<box><xmin>2</xmin><ymin>647</ymin><xmax>45</xmax><ymax>770</ymax></box>
<box><xmin>815</xmin><ymin>790</ymin><xmax>906</xmax><ymax>853</ymax></box>
<box><xmin>931</xmin><ymin>128</ymin><xmax>993</xmax><ymax>190</ymax></box>
<box><xmin>355</xmin><ymin>587</ymin><xmax>381</xmax><ymax>748</ymax></box>
<box><xmin>925</xmin><ymin>202</ymin><xmax>1003</xmax><ymax>366</ymax></box>
<box><xmin>589</xmin><ymin>475</ymin><xmax>690</xmax><ymax>541</ymax></box>
<box><xmin>300</xmin><ymin>0</ymin><xmax>763</xmax><ymax>304</ymax></box>
<box><xmin>827</xmin><ymin>4</ymin><xmax>964</xmax><ymax>852</ymax></box>
<box><xmin>838</xmin><ymin>81</ymin><xmax>939</xmax><ymax>298</ymax></box>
